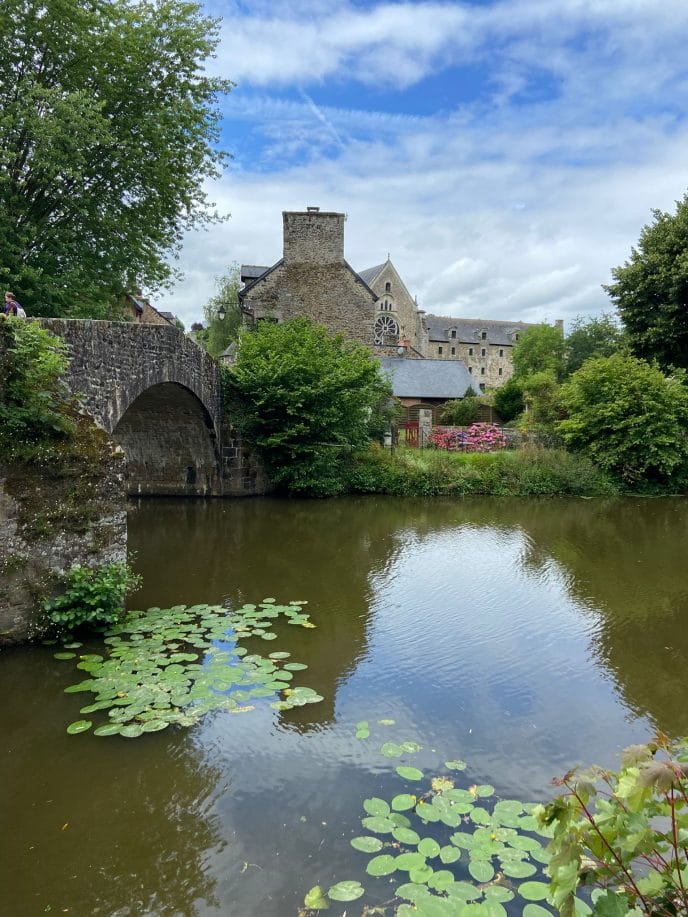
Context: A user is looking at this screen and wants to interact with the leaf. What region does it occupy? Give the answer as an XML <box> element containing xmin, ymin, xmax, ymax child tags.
<box><xmin>378</xmin><ymin>718</ymin><xmax>395</xmax><ymax>725</ymax></box>
<box><xmin>392</xmin><ymin>794</ymin><xmax>417</xmax><ymax>812</ymax></box>
<box><xmin>363</xmin><ymin>797</ymin><xmax>391</xmax><ymax>817</ymax></box>
<box><xmin>439</xmin><ymin>845</ymin><xmax>461</xmax><ymax>864</ymax></box>
<box><xmin>408</xmin><ymin>863</ymin><xmax>434</xmax><ymax>885</ymax></box>
<box><xmin>54</xmin><ymin>652</ymin><xmax>77</xmax><ymax>660</ymax></box>
<box><xmin>518</xmin><ymin>881</ymin><xmax>551</xmax><ymax>901</ymax></box>
<box><xmin>444</xmin><ymin>759</ymin><xmax>467</xmax><ymax>770</ymax></box>
<box><xmin>401</xmin><ymin>741</ymin><xmax>422</xmax><ymax>753</ymax></box>
<box><xmin>393</xmin><ymin>827</ymin><xmax>421</xmax><ymax>846</ymax></box>
<box><xmin>418</xmin><ymin>838</ymin><xmax>440</xmax><ymax>858</ymax></box>
<box><xmin>327</xmin><ymin>880</ymin><xmax>364</xmax><ymax>902</ymax></box>
<box><xmin>66</xmin><ymin>719</ymin><xmax>92</xmax><ymax>734</ymax></box>
<box><xmin>366</xmin><ymin>854</ymin><xmax>397</xmax><ymax>876</ymax></box>
<box><xmin>93</xmin><ymin>723</ymin><xmax>122</xmax><ymax>736</ymax></box>
<box><xmin>350</xmin><ymin>836</ymin><xmax>384</xmax><ymax>853</ymax></box>
<box><xmin>380</xmin><ymin>742</ymin><xmax>404</xmax><ymax>758</ymax></box>
<box><xmin>361</xmin><ymin>816</ymin><xmax>396</xmax><ymax>834</ymax></box>
<box><xmin>502</xmin><ymin>860</ymin><xmax>537</xmax><ymax>878</ymax></box>
<box><xmin>304</xmin><ymin>885</ymin><xmax>329</xmax><ymax>910</ymax></box>
<box><xmin>469</xmin><ymin>859</ymin><xmax>495</xmax><ymax>882</ymax></box>
<box><xmin>397</xmin><ymin>766</ymin><xmax>424</xmax><ymax>781</ymax></box>
<box><xmin>523</xmin><ymin>906</ymin><xmax>553</xmax><ymax>917</ymax></box>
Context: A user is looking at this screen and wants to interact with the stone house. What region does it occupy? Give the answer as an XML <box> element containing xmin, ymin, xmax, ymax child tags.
<box><xmin>379</xmin><ymin>357</ymin><xmax>474</xmax><ymax>422</ymax></box>
<box><xmin>125</xmin><ymin>292</ymin><xmax>176</xmax><ymax>326</ymax></box>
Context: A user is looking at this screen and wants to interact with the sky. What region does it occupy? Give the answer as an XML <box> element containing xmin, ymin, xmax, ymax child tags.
<box><xmin>157</xmin><ymin>0</ymin><xmax>688</xmax><ymax>331</ymax></box>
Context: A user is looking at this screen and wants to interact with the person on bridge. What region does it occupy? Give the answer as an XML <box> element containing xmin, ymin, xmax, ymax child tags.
<box><xmin>4</xmin><ymin>292</ymin><xmax>26</xmax><ymax>317</ymax></box>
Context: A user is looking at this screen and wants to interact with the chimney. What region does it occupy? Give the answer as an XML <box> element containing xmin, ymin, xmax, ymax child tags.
<box><xmin>282</xmin><ymin>208</ymin><xmax>345</xmax><ymax>265</ymax></box>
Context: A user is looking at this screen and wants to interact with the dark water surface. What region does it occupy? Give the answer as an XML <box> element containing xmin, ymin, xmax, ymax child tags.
<box><xmin>2</xmin><ymin>496</ymin><xmax>688</xmax><ymax>915</ymax></box>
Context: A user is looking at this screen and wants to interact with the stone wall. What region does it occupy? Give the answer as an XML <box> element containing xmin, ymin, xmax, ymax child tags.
<box><xmin>0</xmin><ymin>434</ymin><xmax>127</xmax><ymax>646</ymax></box>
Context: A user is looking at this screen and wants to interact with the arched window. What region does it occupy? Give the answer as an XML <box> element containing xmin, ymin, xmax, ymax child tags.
<box><xmin>374</xmin><ymin>314</ymin><xmax>399</xmax><ymax>345</ymax></box>
<box><xmin>385</xmin><ymin>282</ymin><xmax>391</xmax><ymax>293</ymax></box>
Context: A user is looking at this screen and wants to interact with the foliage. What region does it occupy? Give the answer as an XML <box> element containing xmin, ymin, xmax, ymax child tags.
<box><xmin>42</xmin><ymin>562</ymin><xmax>141</xmax><ymax>634</ymax></box>
<box><xmin>605</xmin><ymin>193</ymin><xmax>688</xmax><ymax>371</ymax></box>
<box><xmin>0</xmin><ymin>316</ymin><xmax>75</xmax><ymax>451</ymax></box>
<box><xmin>303</xmin><ymin>721</ymin><xmax>559</xmax><ymax>914</ymax></box>
<box><xmin>513</xmin><ymin>324</ymin><xmax>567</xmax><ymax>381</ymax></box>
<box><xmin>348</xmin><ymin>444</ymin><xmax>618</xmax><ymax>497</ymax></box>
<box><xmin>54</xmin><ymin>599</ymin><xmax>323</xmax><ymax>736</ymax></box>
<box><xmin>0</xmin><ymin>0</ymin><xmax>232</xmax><ymax>317</ymax></box>
<box><xmin>565</xmin><ymin>314</ymin><xmax>626</xmax><ymax>376</ymax></box>
<box><xmin>521</xmin><ymin>372</ymin><xmax>563</xmax><ymax>429</ymax></box>
<box><xmin>557</xmin><ymin>354</ymin><xmax>688</xmax><ymax>485</ymax></box>
<box><xmin>226</xmin><ymin>318</ymin><xmax>393</xmax><ymax>496</ymax></box>
<box><xmin>537</xmin><ymin>733</ymin><xmax>688</xmax><ymax>917</ymax></box>
<box><xmin>439</xmin><ymin>392</ymin><xmax>481</xmax><ymax>426</ymax></box>
<box><xmin>195</xmin><ymin>263</ymin><xmax>242</xmax><ymax>358</ymax></box>
<box><xmin>494</xmin><ymin>378</ymin><xmax>525</xmax><ymax>422</ymax></box>
<box><xmin>428</xmin><ymin>423</ymin><xmax>507</xmax><ymax>452</ymax></box>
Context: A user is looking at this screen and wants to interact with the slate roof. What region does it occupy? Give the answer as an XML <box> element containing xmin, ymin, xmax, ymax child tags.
<box><xmin>241</xmin><ymin>264</ymin><xmax>271</xmax><ymax>283</ymax></box>
<box><xmin>358</xmin><ymin>263</ymin><xmax>386</xmax><ymax>286</ymax></box>
<box><xmin>424</xmin><ymin>315</ymin><xmax>531</xmax><ymax>346</ymax></box>
<box><xmin>379</xmin><ymin>358</ymin><xmax>474</xmax><ymax>399</ymax></box>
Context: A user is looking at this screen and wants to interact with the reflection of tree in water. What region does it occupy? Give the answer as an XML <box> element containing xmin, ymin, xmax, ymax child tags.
<box><xmin>128</xmin><ymin>496</ymin><xmax>688</xmax><ymax>738</ymax></box>
<box><xmin>0</xmin><ymin>646</ymin><xmax>223</xmax><ymax>915</ymax></box>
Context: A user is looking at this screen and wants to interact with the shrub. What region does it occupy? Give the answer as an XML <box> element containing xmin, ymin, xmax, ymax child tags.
<box><xmin>439</xmin><ymin>394</ymin><xmax>481</xmax><ymax>426</ymax></box>
<box><xmin>41</xmin><ymin>562</ymin><xmax>141</xmax><ymax>634</ymax></box>
<box><xmin>538</xmin><ymin>733</ymin><xmax>688</xmax><ymax>916</ymax></box>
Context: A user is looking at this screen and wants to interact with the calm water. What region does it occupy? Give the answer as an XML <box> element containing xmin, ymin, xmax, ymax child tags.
<box><xmin>2</xmin><ymin>496</ymin><xmax>688</xmax><ymax>916</ymax></box>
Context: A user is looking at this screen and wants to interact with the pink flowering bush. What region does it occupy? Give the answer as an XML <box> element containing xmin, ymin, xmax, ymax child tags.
<box><xmin>428</xmin><ymin>423</ymin><xmax>506</xmax><ymax>452</ymax></box>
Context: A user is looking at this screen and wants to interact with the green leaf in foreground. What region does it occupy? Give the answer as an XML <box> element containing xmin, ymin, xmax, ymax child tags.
<box><xmin>397</xmin><ymin>765</ymin><xmax>424</xmax><ymax>781</ymax></box>
<box><xmin>327</xmin><ymin>880</ymin><xmax>365</xmax><ymax>902</ymax></box>
<box><xmin>304</xmin><ymin>885</ymin><xmax>329</xmax><ymax>910</ymax></box>
<box><xmin>66</xmin><ymin>719</ymin><xmax>92</xmax><ymax>734</ymax></box>
<box><xmin>350</xmin><ymin>836</ymin><xmax>384</xmax><ymax>853</ymax></box>
<box><xmin>519</xmin><ymin>881</ymin><xmax>551</xmax><ymax>901</ymax></box>
<box><xmin>444</xmin><ymin>759</ymin><xmax>467</xmax><ymax>770</ymax></box>
<box><xmin>366</xmin><ymin>854</ymin><xmax>397</xmax><ymax>876</ymax></box>
<box><xmin>380</xmin><ymin>742</ymin><xmax>404</xmax><ymax>758</ymax></box>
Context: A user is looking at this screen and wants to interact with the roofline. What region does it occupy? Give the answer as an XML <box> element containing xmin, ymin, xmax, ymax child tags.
<box><xmin>238</xmin><ymin>259</ymin><xmax>284</xmax><ymax>301</ymax></box>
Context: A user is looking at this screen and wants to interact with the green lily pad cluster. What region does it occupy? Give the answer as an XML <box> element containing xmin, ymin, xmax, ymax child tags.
<box><xmin>56</xmin><ymin>600</ymin><xmax>323</xmax><ymax>736</ymax></box>
<box><xmin>304</xmin><ymin>732</ymin><xmax>570</xmax><ymax>916</ymax></box>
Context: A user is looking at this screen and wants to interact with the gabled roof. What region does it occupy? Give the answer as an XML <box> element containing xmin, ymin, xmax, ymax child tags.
<box><xmin>239</xmin><ymin>260</ymin><xmax>284</xmax><ymax>300</ymax></box>
<box><xmin>424</xmin><ymin>315</ymin><xmax>531</xmax><ymax>346</ymax></box>
<box><xmin>241</xmin><ymin>264</ymin><xmax>271</xmax><ymax>283</ymax></box>
<box><xmin>358</xmin><ymin>263</ymin><xmax>386</xmax><ymax>286</ymax></box>
<box><xmin>379</xmin><ymin>358</ymin><xmax>474</xmax><ymax>399</ymax></box>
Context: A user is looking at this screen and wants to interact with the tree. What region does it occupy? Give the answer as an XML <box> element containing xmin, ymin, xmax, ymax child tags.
<box><xmin>605</xmin><ymin>193</ymin><xmax>688</xmax><ymax>370</ymax></box>
<box><xmin>439</xmin><ymin>387</ymin><xmax>481</xmax><ymax>426</ymax></box>
<box><xmin>558</xmin><ymin>354</ymin><xmax>688</xmax><ymax>485</ymax></box>
<box><xmin>493</xmin><ymin>378</ymin><xmax>524</xmax><ymax>423</ymax></box>
<box><xmin>565</xmin><ymin>313</ymin><xmax>625</xmax><ymax>375</ymax></box>
<box><xmin>0</xmin><ymin>0</ymin><xmax>232</xmax><ymax>318</ymax></box>
<box><xmin>512</xmin><ymin>323</ymin><xmax>566</xmax><ymax>380</ymax></box>
<box><xmin>196</xmin><ymin>264</ymin><xmax>242</xmax><ymax>358</ymax></box>
<box><xmin>226</xmin><ymin>318</ymin><xmax>393</xmax><ymax>496</ymax></box>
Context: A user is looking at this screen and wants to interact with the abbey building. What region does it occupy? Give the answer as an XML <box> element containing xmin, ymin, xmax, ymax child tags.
<box><xmin>239</xmin><ymin>207</ymin><xmax>556</xmax><ymax>391</ymax></box>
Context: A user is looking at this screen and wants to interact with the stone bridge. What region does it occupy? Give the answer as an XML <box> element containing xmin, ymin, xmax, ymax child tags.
<box><xmin>40</xmin><ymin>320</ymin><xmax>265</xmax><ymax>497</ymax></box>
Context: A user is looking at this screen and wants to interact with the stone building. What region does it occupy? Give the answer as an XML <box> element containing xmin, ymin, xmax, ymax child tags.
<box><xmin>239</xmin><ymin>207</ymin><xmax>561</xmax><ymax>390</ymax></box>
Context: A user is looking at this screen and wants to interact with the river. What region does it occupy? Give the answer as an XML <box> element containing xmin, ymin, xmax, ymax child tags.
<box><xmin>2</xmin><ymin>496</ymin><xmax>687</xmax><ymax>915</ymax></box>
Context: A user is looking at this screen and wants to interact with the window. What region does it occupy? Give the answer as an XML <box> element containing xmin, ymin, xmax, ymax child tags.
<box><xmin>479</xmin><ymin>383</ymin><xmax>486</xmax><ymax>392</ymax></box>
<box><xmin>468</xmin><ymin>366</ymin><xmax>472</xmax><ymax>374</ymax></box>
<box><xmin>499</xmin><ymin>349</ymin><xmax>504</xmax><ymax>358</ymax></box>
<box><xmin>481</xmin><ymin>331</ymin><xmax>487</xmax><ymax>340</ymax></box>
<box><xmin>374</xmin><ymin>315</ymin><xmax>399</xmax><ymax>345</ymax></box>
<box><xmin>498</xmin><ymin>367</ymin><xmax>503</xmax><ymax>376</ymax></box>
<box><xmin>481</xmin><ymin>348</ymin><xmax>486</xmax><ymax>357</ymax></box>
<box><xmin>451</xmin><ymin>347</ymin><xmax>456</xmax><ymax>356</ymax></box>
<box><xmin>438</xmin><ymin>346</ymin><xmax>443</xmax><ymax>355</ymax></box>
<box><xmin>385</xmin><ymin>282</ymin><xmax>391</xmax><ymax>292</ymax></box>
<box><xmin>481</xmin><ymin>367</ymin><xmax>485</xmax><ymax>375</ymax></box>
<box><xmin>514</xmin><ymin>333</ymin><xmax>519</xmax><ymax>341</ymax></box>
<box><xmin>451</xmin><ymin>329</ymin><xmax>456</xmax><ymax>339</ymax></box>
<box><xmin>468</xmin><ymin>347</ymin><xmax>473</xmax><ymax>356</ymax></box>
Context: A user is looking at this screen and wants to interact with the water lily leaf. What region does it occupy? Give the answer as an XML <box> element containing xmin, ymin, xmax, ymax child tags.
<box><xmin>446</xmin><ymin>881</ymin><xmax>482</xmax><ymax>902</ymax></box>
<box><xmin>401</xmin><ymin>741</ymin><xmax>422</xmax><ymax>753</ymax></box>
<box><xmin>351</xmin><ymin>836</ymin><xmax>384</xmax><ymax>853</ymax></box>
<box><xmin>366</xmin><ymin>854</ymin><xmax>397</xmax><ymax>876</ymax></box>
<box><xmin>484</xmin><ymin>886</ymin><xmax>515</xmax><ymax>903</ymax></box>
<box><xmin>356</xmin><ymin>720</ymin><xmax>369</xmax><ymax>730</ymax></box>
<box><xmin>518</xmin><ymin>882</ymin><xmax>551</xmax><ymax>901</ymax></box>
<box><xmin>392</xmin><ymin>794</ymin><xmax>417</xmax><ymax>812</ymax></box>
<box><xmin>389</xmin><ymin>813</ymin><xmax>412</xmax><ymax>828</ymax></box>
<box><xmin>397</xmin><ymin>766</ymin><xmax>424</xmax><ymax>781</ymax></box>
<box><xmin>93</xmin><ymin>723</ymin><xmax>122</xmax><ymax>736</ymax></box>
<box><xmin>268</xmin><ymin>652</ymin><xmax>290</xmax><ymax>659</ymax></box>
<box><xmin>476</xmin><ymin>784</ymin><xmax>495</xmax><ymax>797</ymax></box>
<box><xmin>261</xmin><ymin>597</ymin><xmax>276</xmax><ymax>603</ymax></box>
<box><xmin>62</xmin><ymin>642</ymin><xmax>82</xmax><ymax>649</ymax></box>
<box><xmin>444</xmin><ymin>759</ymin><xmax>467</xmax><ymax>770</ymax></box>
<box><xmin>54</xmin><ymin>652</ymin><xmax>76</xmax><ymax>660</ymax></box>
<box><xmin>284</xmin><ymin>663</ymin><xmax>308</xmax><ymax>671</ymax></box>
<box><xmin>304</xmin><ymin>885</ymin><xmax>329</xmax><ymax>910</ymax></box>
<box><xmin>393</xmin><ymin>827</ymin><xmax>420</xmax><ymax>846</ymax></box>
<box><xmin>502</xmin><ymin>860</ymin><xmax>537</xmax><ymax>878</ymax></box>
<box><xmin>428</xmin><ymin>870</ymin><xmax>455</xmax><ymax>892</ymax></box>
<box><xmin>260</xmin><ymin>632</ymin><xmax>278</xmax><ymax>640</ymax></box>
<box><xmin>522</xmin><ymin>906</ymin><xmax>553</xmax><ymax>917</ymax></box>
<box><xmin>120</xmin><ymin>723</ymin><xmax>144</xmax><ymax>738</ymax></box>
<box><xmin>439</xmin><ymin>845</ymin><xmax>461</xmax><ymax>864</ymax></box>
<box><xmin>66</xmin><ymin>719</ymin><xmax>92</xmax><ymax>734</ymax></box>
<box><xmin>469</xmin><ymin>859</ymin><xmax>495</xmax><ymax>882</ymax></box>
<box><xmin>378</xmin><ymin>718</ymin><xmax>395</xmax><ymax>725</ymax></box>
<box><xmin>418</xmin><ymin>838</ymin><xmax>441</xmax><ymax>858</ymax></box>
<box><xmin>327</xmin><ymin>881</ymin><xmax>364</xmax><ymax>902</ymax></box>
<box><xmin>380</xmin><ymin>742</ymin><xmax>404</xmax><ymax>758</ymax></box>
<box><xmin>395</xmin><ymin>851</ymin><xmax>426</xmax><ymax>872</ymax></box>
<box><xmin>141</xmin><ymin>719</ymin><xmax>169</xmax><ymax>732</ymax></box>
<box><xmin>396</xmin><ymin>883</ymin><xmax>432</xmax><ymax>902</ymax></box>
<box><xmin>408</xmin><ymin>863</ymin><xmax>434</xmax><ymax>885</ymax></box>
<box><xmin>362</xmin><ymin>816</ymin><xmax>396</xmax><ymax>834</ymax></box>
<box><xmin>416</xmin><ymin>802</ymin><xmax>441</xmax><ymax>822</ymax></box>
<box><xmin>470</xmin><ymin>807</ymin><xmax>493</xmax><ymax>825</ymax></box>
<box><xmin>363</xmin><ymin>797</ymin><xmax>391</xmax><ymax>817</ymax></box>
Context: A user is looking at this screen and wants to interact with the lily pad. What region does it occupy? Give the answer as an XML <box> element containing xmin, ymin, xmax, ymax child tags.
<box><xmin>93</xmin><ymin>723</ymin><xmax>122</xmax><ymax>736</ymax></box>
<box><xmin>392</xmin><ymin>794</ymin><xmax>417</xmax><ymax>811</ymax></box>
<box><xmin>66</xmin><ymin>719</ymin><xmax>92</xmax><ymax>734</ymax></box>
<box><xmin>469</xmin><ymin>859</ymin><xmax>495</xmax><ymax>882</ymax></box>
<box><xmin>361</xmin><ymin>816</ymin><xmax>396</xmax><ymax>834</ymax></box>
<box><xmin>327</xmin><ymin>880</ymin><xmax>364</xmax><ymax>902</ymax></box>
<box><xmin>393</xmin><ymin>827</ymin><xmax>421</xmax><ymax>845</ymax></box>
<box><xmin>363</xmin><ymin>797</ymin><xmax>390</xmax><ymax>817</ymax></box>
<box><xmin>350</xmin><ymin>836</ymin><xmax>384</xmax><ymax>853</ymax></box>
<box><xmin>303</xmin><ymin>885</ymin><xmax>329</xmax><ymax>910</ymax></box>
<box><xmin>444</xmin><ymin>759</ymin><xmax>467</xmax><ymax>770</ymax></box>
<box><xmin>519</xmin><ymin>882</ymin><xmax>551</xmax><ymax>901</ymax></box>
<box><xmin>397</xmin><ymin>765</ymin><xmax>424</xmax><ymax>781</ymax></box>
<box><xmin>380</xmin><ymin>742</ymin><xmax>404</xmax><ymax>758</ymax></box>
<box><xmin>366</xmin><ymin>854</ymin><xmax>397</xmax><ymax>876</ymax></box>
<box><xmin>54</xmin><ymin>652</ymin><xmax>76</xmax><ymax>660</ymax></box>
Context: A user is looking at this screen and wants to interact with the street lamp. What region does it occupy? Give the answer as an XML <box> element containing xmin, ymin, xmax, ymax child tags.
<box><xmin>217</xmin><ymin>303</ymin><xmax>226</xmax><ymax>321</ymax></box>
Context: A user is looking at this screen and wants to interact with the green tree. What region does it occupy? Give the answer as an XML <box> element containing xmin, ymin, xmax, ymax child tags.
<box><xmin>521</xmin><ymin>371</ymin><xmax>562</xmax><ymax>428</ymax></box>
<box><xmin>226</xmin><ymin>318</ymin><xmax>393</xmax><ymax>496</ymax></box>
<box><xmin>565</xmin><ymin>313</ymin><xmax>626</xmax><ymax>375</ymax></box>
<box><xmin>493</xmin><ymin>378</ymin><xmax>524</xmax><ymax>423</ymax></box>
<box><xmin>558</xmin><ymin>354</ymin><xmax>688</xmax><ymax>485</ymax></box>
<box><xmin>605</xmin><ymin>193</ymin><xmax>688</xmax><ymax>370</ymax></box>
<box><xmin>0</xmin><ymin>0</ymin><xmax>232</xmax><ymax>318</ymax></box>
<box><xmin>196</xmin><ymin>264</ymin><xmax>242</xmax><ymax>358</ymax></box>
<box><xmin>439</xmin><ymin>387</ymin><xmax>481</xmax><ymax>426</ymax></box>
<box><xmin>512</xmin><ymin>323</ymin><xmax>566</xmax><ymax>381</ymax></box>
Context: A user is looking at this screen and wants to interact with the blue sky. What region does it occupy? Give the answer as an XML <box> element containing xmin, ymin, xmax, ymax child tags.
<box><xmin>158</xmin><ymin>0</ymin><xmax>688</xmax><ymax>329</ymax></box>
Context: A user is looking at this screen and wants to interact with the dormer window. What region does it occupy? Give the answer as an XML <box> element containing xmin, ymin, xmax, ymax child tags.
<box><xmin>385</xmin><ymin>282</ymin><xmax>391</xmax><ymax>293</ymax></box>
<box><xmin>481</xmin><ymin>331</ymin><xmax>487</xmax><ymax>340</ymax></box>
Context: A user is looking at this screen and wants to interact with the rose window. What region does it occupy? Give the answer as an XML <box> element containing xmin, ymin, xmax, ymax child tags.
<box><xmin>374</xmin><ymin>315</ymin><xmax>399</xmax><ymax>345</ymax></box>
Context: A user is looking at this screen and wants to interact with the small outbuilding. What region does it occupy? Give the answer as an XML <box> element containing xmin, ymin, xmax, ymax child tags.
<box><xmin>379</xmin><ymin>357</ymin><xmax>475</xmax><ymax>423</ymax></box>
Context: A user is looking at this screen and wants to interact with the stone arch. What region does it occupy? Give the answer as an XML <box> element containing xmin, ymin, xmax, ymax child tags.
<box><xmin>113</xmin><ymin>382</ymin><xmax>220</xmax><ymax>496</ymax></box>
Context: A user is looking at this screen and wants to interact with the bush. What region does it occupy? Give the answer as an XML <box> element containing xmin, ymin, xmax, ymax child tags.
<box><xmin>558</xmin><ymin>354</ymin><xmax>688</xmax><ymax>486</ymax></box>
<box><xmin>538</xmin><ymin>733</ymin><xmax>688</xmax><ymax>916</ymax></box>
<box><xmin>439</xmin><ymin>395</ymin><xmax>481</xmax><ymax>426</ymax></box>
<box><xmin>41</xmin><ymin>562</ymin><xmax>141</xmax><ymax>634</ymax></box>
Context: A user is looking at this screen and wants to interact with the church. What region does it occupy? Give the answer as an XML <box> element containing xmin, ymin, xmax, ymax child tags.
<box><xmin>238</xmin><ymin>207</ymin><xmax>549</xmax><ymax>393</ymax></box>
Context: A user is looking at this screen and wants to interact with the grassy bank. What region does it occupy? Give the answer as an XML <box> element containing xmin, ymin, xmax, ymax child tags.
<box><xmin>347</xmin><ymin>445</ymin><xmax>619</xmax><ymax>497</ymax></box>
